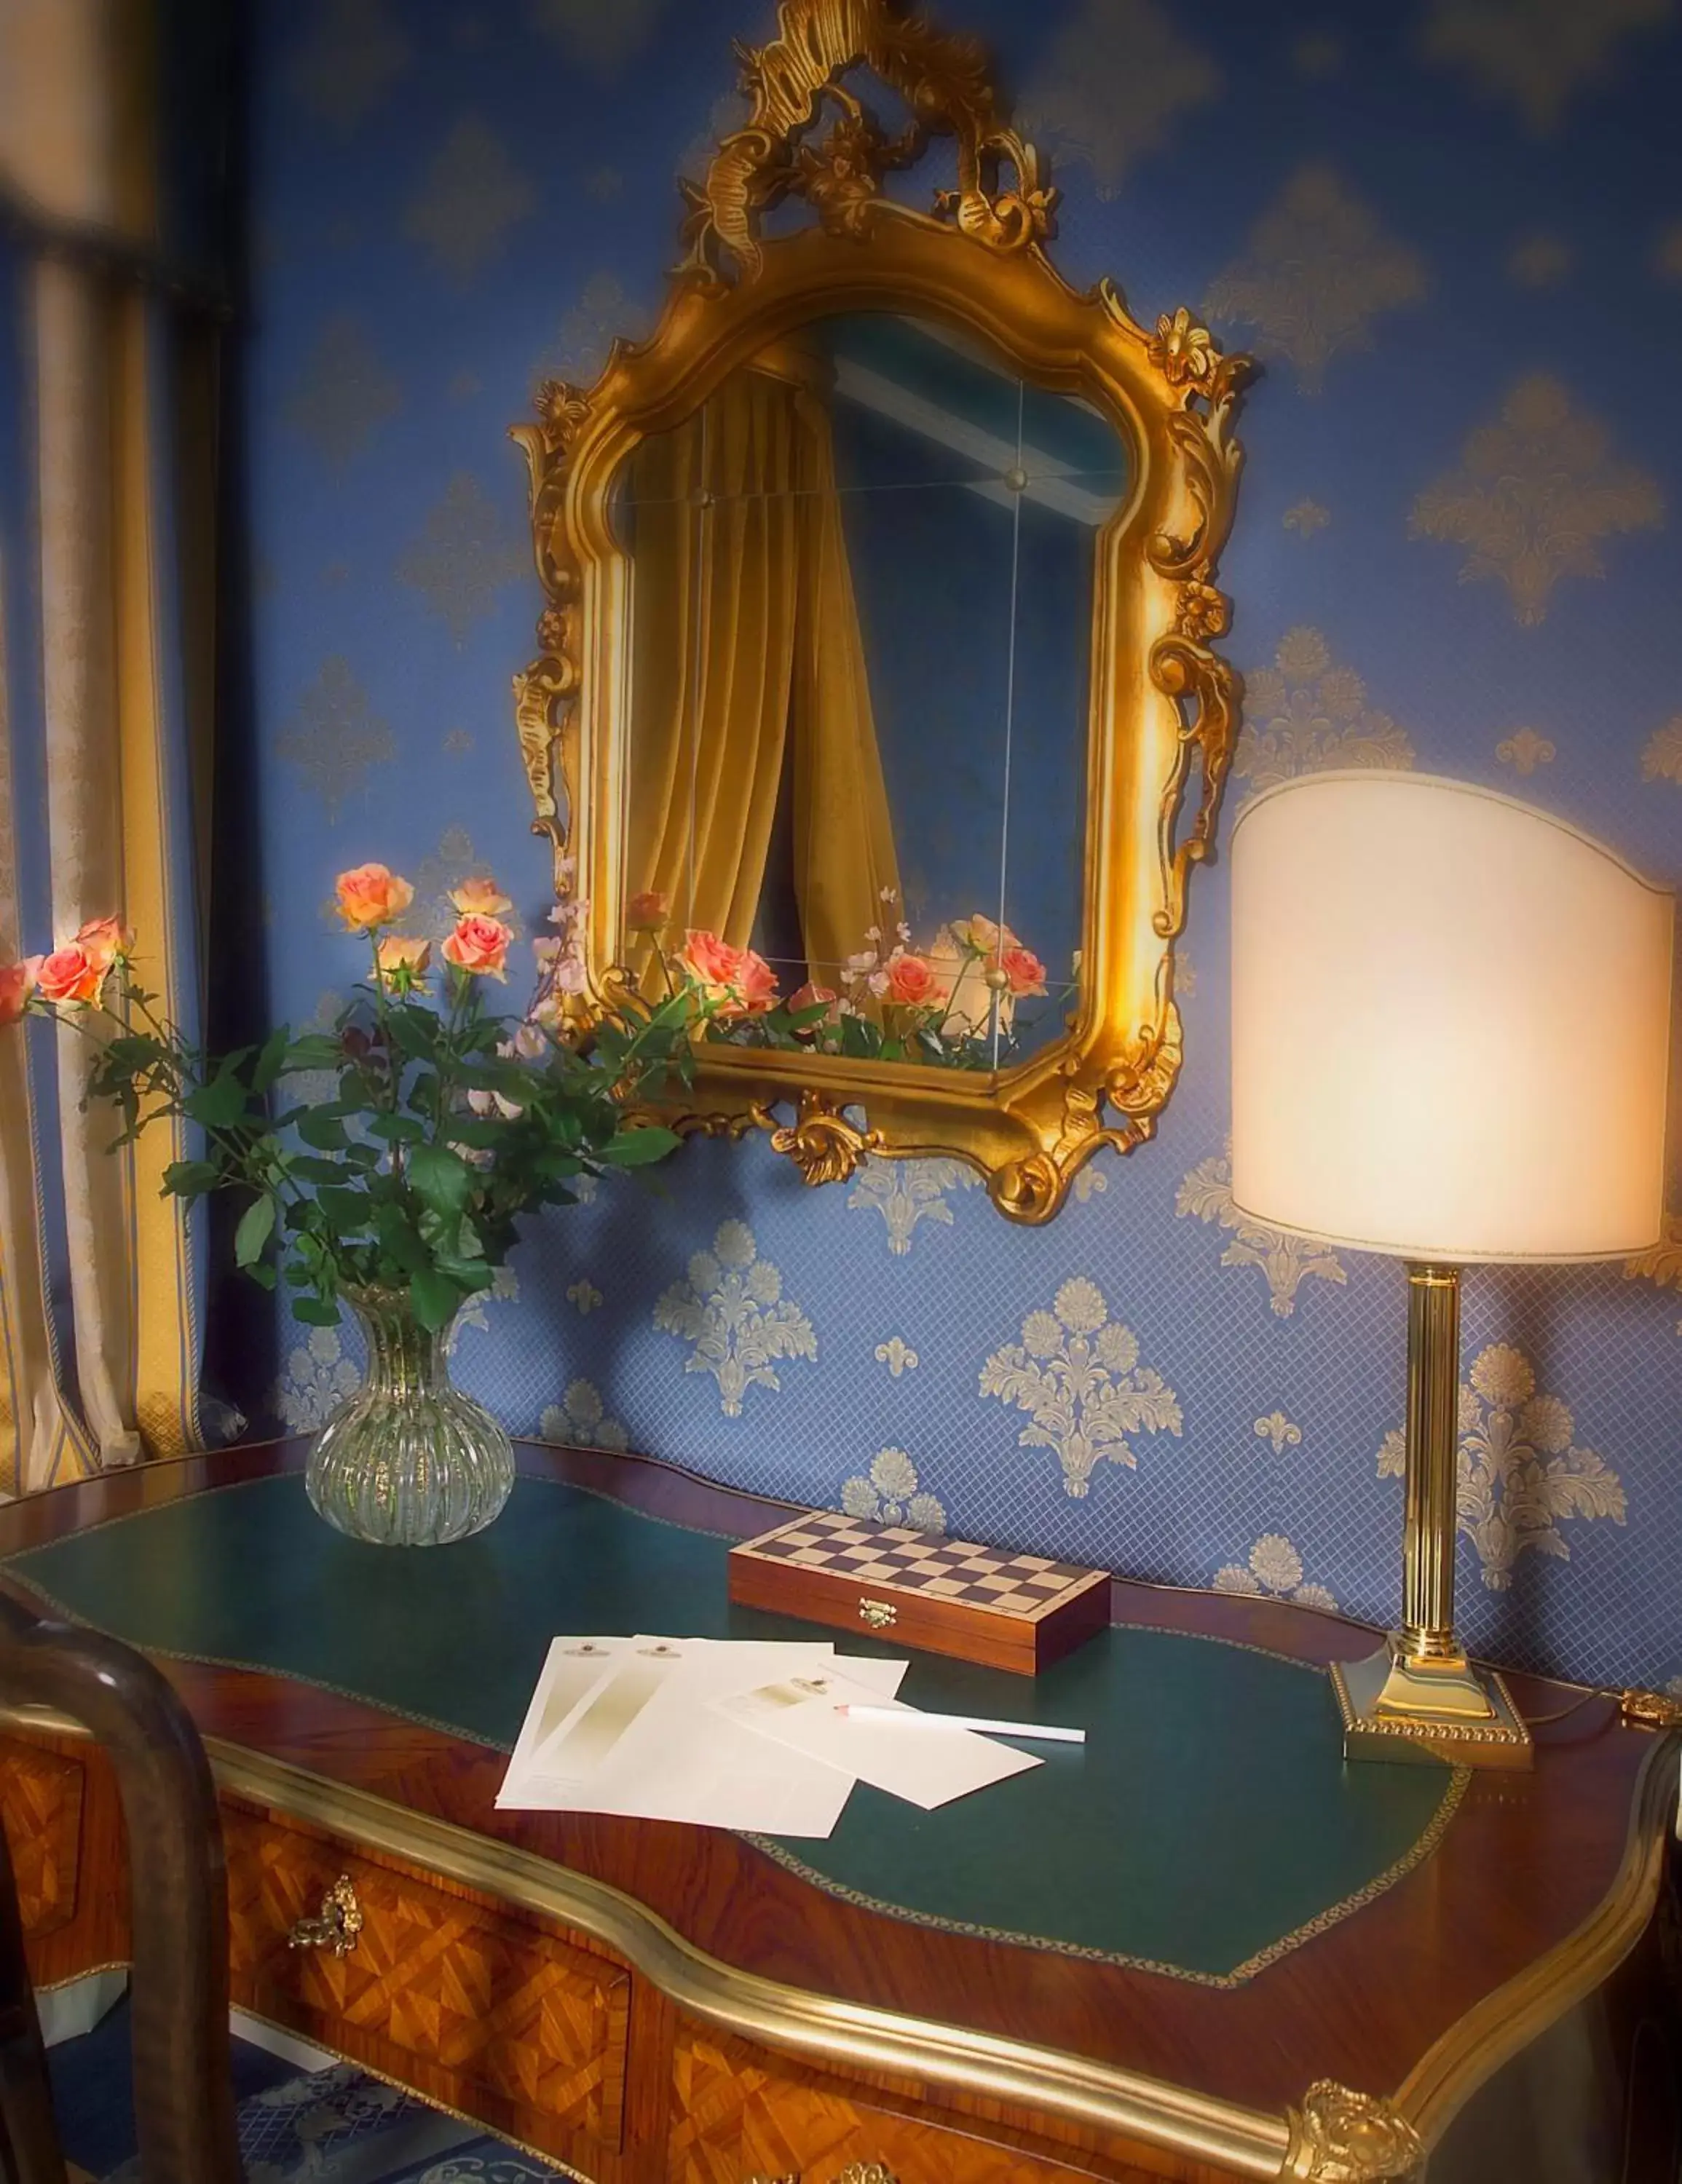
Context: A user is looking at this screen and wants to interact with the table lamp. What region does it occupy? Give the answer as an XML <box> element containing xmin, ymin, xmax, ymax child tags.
<box><xmin>1229</xmin><ymin>772</ymin><xmax>1674</xmax><ymax>1768</ymax></box>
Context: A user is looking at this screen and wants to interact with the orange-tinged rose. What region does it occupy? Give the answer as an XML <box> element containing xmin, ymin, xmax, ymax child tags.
<box><xmin>441</xmin><ymin>914</ymin><xmax>511</xmax><ymax>980</ymax></box>
<box><xmin>449</xmin><ymin>877</ymin><xmax>512</xmax><ymax>917</ymax></box>
<box><xmin>955</xmin><ymin>912</ymin><xmax>1018</xmax><ymax>957</ymax></box>
<box><xmin>737</xmin><ymin>948</ymin><xmax>779</xmax><ymax>1015</ymax></box>
<box><xmin>883</xmin><ymin>951</ymin><xmax>946</xmax><ymax>1008</ymax></box>
<box><xmin>998</xmin><ymin>945</ymin><xmax>1047</xmax><ymax>997</ymax></box>
<box><xmin>376</xmin><ymin>935</ymin><xmax>432</xmax><ymax>989</ymax></box>
<box><xmin>0</xmin><ymin>957</ymin><xmax>40</xmax><ymax>1026</ymax></box>
<box><xmin>678</xmin><ymin>928</ymin><xmax>748</xmax><ymax>1002</ymax></box>
<box><xmin>36</xmin><ymin>944</ymin><xmax>103</xmax><ymax>1006</ymax></box>
<box><xmin>625</xmin><ymin>889</ymin><xmax>670</xmax><ymax>932</ymax></box>
<box><xmin>74</xmin><ymin>915</ymin><xmax>133</xmax><ymax>973</ymax></box>
<box><xmin>335</xmin><ymin>863</ymin><xmax>414</xmax><ymax>931</ymax></box>
<box><xmin>787</xmin><ymin>981</ymin><xmax>837</xmax><ymax>1015</ymax></box>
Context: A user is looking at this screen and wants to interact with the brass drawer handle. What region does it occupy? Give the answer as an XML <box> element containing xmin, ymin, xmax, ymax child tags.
<box><xmin>288</xmin><ymin>1874</ymin><xmax>363</xmax><ymax>1958</ymax></box>
<box><xmin>857</xmin><ymin>1598</ymin><xmax>896</xmax><ymax>1629</ymax></box>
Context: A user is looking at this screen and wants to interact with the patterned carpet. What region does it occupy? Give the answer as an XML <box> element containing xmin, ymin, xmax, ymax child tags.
<box><xmin>46</xmin><ymin>1998</ymin><xmax>568</xmax><ymax>2182</ymax></box>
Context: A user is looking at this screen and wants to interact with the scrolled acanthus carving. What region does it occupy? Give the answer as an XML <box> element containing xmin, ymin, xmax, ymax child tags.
<box><xmin>678</xmin><ymin>0</ymin><xmax>1054</xmax><ymax>286</ymax></box>
<box><xmin>1284</xmin><ymin>2081</ymin><xmax>1423</xmax><ymax>2183</ymax></box>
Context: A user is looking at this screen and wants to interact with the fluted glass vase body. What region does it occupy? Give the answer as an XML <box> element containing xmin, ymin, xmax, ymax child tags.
<box><xmin>305</xmin><ymin>1286</ymin><xmax>514</xmax><ymax>1546</ymax></box>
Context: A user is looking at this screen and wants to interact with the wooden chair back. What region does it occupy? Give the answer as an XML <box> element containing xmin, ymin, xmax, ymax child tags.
<box><xmin>0</xmin><ymin>1587</ymin><xmax>242</xmax><ymax>2183</ymax></box>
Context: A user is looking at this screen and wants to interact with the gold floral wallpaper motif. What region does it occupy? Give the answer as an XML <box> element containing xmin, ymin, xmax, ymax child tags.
<box><xmin>840</xmin><ymin>1449</ymin><xmax>946</xmax><ymax>1534</ymax></box>
<box><xmin>447</xmin><ymin>1265</ymin><xmax>519</xmax><ymax>1349</ymax></box>
<box><xmin>1202</xmin><ymin>165</ymin><xmax>1428</xmax><ymax>393</ymax></box>
<box><xmin>283</xmin><ymin>315</ymin><xmax>402</xmax><ymax>470</ymax></box>
<box><xmin>528</xmin><ymin>0</ymin><xmax>667</xmax><ymax>74</ymax></box>
<box><xmin>1496</xmin><ymin>727</ymin><xmax>1556</xmax><ymax>775</ymax></box>
<box><xmin>653</xmin><ymin>1219</ymin><xmax>817</xmax><ymax>1417</ymax></box>
<box><xmin>1235</xmin><ymin>627</ymin><xmax>1415</xmax><ymax>789</ymax></box>
<box><xmin>1176</xmin><ymin>1148</ymin><xmax>1349</xmax><ymax>1318</ymax></box>
<box><xmin>1409</xmin><ymin>373</ymin><xmax>1663</xmax><ymax>627</ymax></box>
<box><xmin>566</xmin><ymin>1279</ymin><xmax>602</xmax><ymax>1314</ymax></box>
<box><xmin>1640</xmin><ymin>719</ymin><xmax>1682</xmax><ymax>783</ymax></box>
<box><xmin>1282</xmin><ymin>499</ymin><xmax>1330</xmax><ymax>537</ymax></box>
<box><xmin>1018</xmin><ymin>0</ymin><xmax>1220</xmax><ymax>197</ymax></box>
<box><xmin>1419</xmin><ymin>0</ymin><xmax>1670</xmax><ymax>135</ymax></box>
<box><xmin>979</xmin><ymin>1278</ymin><xmax>1182</xmax><ymax>1499</ymax></box>
<box><xmin>540</xmin><ymin>1377</ymin><xmax>628</xmax><ymax>1451</ymax></box>
<box><xmin>395</xmin><ymin>471</ymin><xmax>530</xmax><ymax>644</ymax></box>
<box><xmin>403</xmin><ymin>115</ymin><xmax>535</xmax><ymax>285</ymax></box>
<box><xmin>1506</xmin><ymin>232</ymin><xmax>1573</xmax><ymax>288</ymax></box>
<box><xmin>276</xmin><ymin>1325</ymin><xmax>361</xmax><ymax>1433</ymax></box>
<box><xmin>1214</xmin><ymin>1534</ymin><xmax>1337</xmax><ymax>1612</ymax></box>
<box><xmin>1378</xmin><ymin>1343</ymin><xmax>1627</xmax><ymax>1590</ymax></box>
<box><xmin>542</xmin><ymin>269</ymin><xmax>648</xmax><ymax>388</ymax></box>
<box><xmin>288</xmin><ymin>0</ymin><xmax>411</xmax><ymax>133</ymax></box>
<box><xmin>1253</xmin><ymin>1411</ymin><xmax>1302</xmax><ymax>1456</ymax></box>
<box><xmin>275</xmin><ymin>657</ymin><xmax>395</xmax><ymax>821</ymax></box>
<box><xmin>874</xmin><ymin>1337</ymin><xmax>918</xmax><ymax>1377</ymax></box>
<box><xmin>848</xmin><ymin>1158</ymin><xmax>982</xmax><ymax>1255</ymax></box>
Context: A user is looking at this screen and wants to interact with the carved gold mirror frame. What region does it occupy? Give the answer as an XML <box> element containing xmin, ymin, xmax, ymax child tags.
<box><xmin>512</xmin><ymin>0</ymin><xmax>1252</xmax><ymax>1223</ymax></box>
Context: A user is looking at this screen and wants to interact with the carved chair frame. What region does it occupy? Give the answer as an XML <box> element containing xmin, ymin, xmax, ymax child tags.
<box><xmin>512</xmin><ymin>0</ymin><xmax>1252</xmax><ymax>1222</ymax></box>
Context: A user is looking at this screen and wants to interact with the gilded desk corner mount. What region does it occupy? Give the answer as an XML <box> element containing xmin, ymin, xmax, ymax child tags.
<box><xmin>510</xmin><ymin>0</ymin><xmax>1252</xmax><ymax>1222</ymax></box>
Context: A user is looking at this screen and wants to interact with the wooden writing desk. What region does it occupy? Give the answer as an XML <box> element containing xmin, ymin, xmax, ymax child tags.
<box><xmin>0</xmin><ymin>1440</ymin><xmax>1676</xmax><ymax>2184</ymax></box>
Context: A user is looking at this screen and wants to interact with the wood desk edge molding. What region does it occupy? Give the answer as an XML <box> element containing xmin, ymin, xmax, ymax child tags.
<box><xmin>205</xmin><ymin>1738</ymin><xmax>1296</xmax><ymax>2180</ymax></box>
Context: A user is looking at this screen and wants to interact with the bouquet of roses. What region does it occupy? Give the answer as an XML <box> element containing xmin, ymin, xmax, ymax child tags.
<box><xmin>0</xmin><ymin>865</ymin><xmax>703</xmax><ymax>1333</ymax></box>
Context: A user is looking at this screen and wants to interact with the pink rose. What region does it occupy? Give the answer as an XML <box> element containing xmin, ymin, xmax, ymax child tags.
<box><xmin>998</xmin><ymin>945</ymin><xmax>1048</xmax><ymax>997</ymax></box>
<box><xmin>883</xmin><ymin>951</ymin><xmax>946</xmax><ymax>1009</ymax></box>
<box><xmin>679</xmin><ymin>928</ymin><xmax>749</xmax><ymax>1003</ymax></box>
<box><xmin>375</xmin><ymin>935</ymin><xmax>431</xmax><ymax>990</ymax></box>
<box><xmin>626</xmin><ymin>889</ymin><xmax>670</xmax><ymax>932</ymax></box>
<box><xmin>736</xmin><ymin>948</ymin><xmax>779</xmax><ymax>1015</ymax></box>
<box><xmin>786</xmin><ymin>981</ymin><xmax>837</xmax><ymax>1034</ymax></box>
<box><xmin>442</xmin><ymin>914</ymin><xmax>512</xmax><ymax>980</ymax></box>
<box><xmin>0</xmin><ymin>957</ymin><xmax>41</xmax><ymax>1026</ymax></box>
<box><xmin>74</xmin><ymin>915</ymin><xmax>133</xmax><ymax>973</ymax></box>
<box><xmin>336</xmin><ymin>863</ymin><xmax>414</xmax><ymax>932</ymax></box>
<box><xmin>449</xmin><ymin>877</ymin><xmax>512</xmax><ymax>917</ymax></box>
<box><xmin>36</xmin><ymin>944</ymin><xmax>104</xmax><ymax>1006</ymax></box>
<box><xmin>955</xmin><ymin>912</ymin><xmax>1018</xmax><ymax>957</ymax></box>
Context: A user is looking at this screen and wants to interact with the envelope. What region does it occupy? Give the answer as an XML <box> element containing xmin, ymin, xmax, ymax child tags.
<box><xmin>714</xmin><ymin>1667</ymin><xmax>1042</xmax><ymax>1811</ymax></box>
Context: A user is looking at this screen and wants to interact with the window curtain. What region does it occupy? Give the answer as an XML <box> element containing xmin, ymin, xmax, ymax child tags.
<box><xmin>625</xmin><ymin>347</ymin><xmax>901</xmax><ymax>989</ymax></box>
<box><xmin>0</xmin><ymin>0</ymin><xmax>224</xmax><ymax>1488</ymax></box>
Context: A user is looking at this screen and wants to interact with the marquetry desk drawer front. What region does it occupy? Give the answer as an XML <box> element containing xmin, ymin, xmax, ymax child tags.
<box><xmin>668</xmin><ymin>2027</ymin><xmax>1171</xmax><ymax>2184</ymax></box>
<box><xmin>0</xmin><ymin>1728</ymin><xmax>129</xmax><ymax>1990</ymax></box>
<box><xmin>223</xmin><ymin>1803</ymin><xmax>630</xmax><ymax>2164</ymax></box>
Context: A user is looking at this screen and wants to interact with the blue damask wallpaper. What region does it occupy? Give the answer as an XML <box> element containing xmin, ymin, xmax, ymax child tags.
<box><xmin>240</xmin><ymin>0</ymin><xmax>1682</xmax><ymax>1691</ymax></box>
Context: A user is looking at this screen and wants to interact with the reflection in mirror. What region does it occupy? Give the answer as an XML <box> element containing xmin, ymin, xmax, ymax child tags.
<box><xmin>616</xmin><ymin>313</ymin><xmax>1127</xmax><ymax>1072</ymax></box>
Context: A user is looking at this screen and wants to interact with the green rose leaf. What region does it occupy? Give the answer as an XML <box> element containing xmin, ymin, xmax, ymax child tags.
<box><xmin>251</xmin><ymin>1026</ymin><xmax>291</xmax><ymax>1093</ymax></box>
<box><xmin>408</xmin><ymin>1265</ymin><xmax>461</xmax><ymax>1333</ymax></box>
<box><xmin>291</xmin><ymin>1296</ymin><xmax>339</xmax><ymax>1326</ymax></box>
<box><xmin>183</xmin><ymin>1072</ymin><xmax>249</xmax><ymax>1129</ymax></box>
<box><xmin>295</xmin><ymin>1109</ymin><xmax>350</xmax><ymax>1151</ymax></box>
<box><xmin>596</xmin><ymin>1125</ymin><xmax>682</xmax><ymax>1168</ymax></box>
<box><xmin>407</xmin><ymin>1143</ymin><xmax>473</xmax><ymax>1217</ymax></box>
<box><xmin>234</xmin><ymin>1194</ymin><xmax>277</xmax><ymax>1268</ymax></box>
<box><xmin>160</xmin><ymin>1158</ymin><xmax>219</xmax><ymax>1197</ymax></box>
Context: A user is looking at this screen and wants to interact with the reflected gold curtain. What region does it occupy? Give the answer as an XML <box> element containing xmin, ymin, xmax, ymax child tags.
<box><xmin>0</xmin><ymin>0</ymin><xmax>213</xmax><ymax>1487</ymax></box>
<box><xmin>625</xmin><ymin>351</ymin><xmax>900</xmax><ymax>987</ymax></box>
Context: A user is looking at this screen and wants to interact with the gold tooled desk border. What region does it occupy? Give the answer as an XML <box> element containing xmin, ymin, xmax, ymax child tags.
<box><xmin>4</xmin><ymin>1707</ymin><xmax>1673</xmax><ymax>2175</ymax></box>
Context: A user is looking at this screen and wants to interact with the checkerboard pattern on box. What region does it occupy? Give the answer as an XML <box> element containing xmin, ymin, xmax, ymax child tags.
<box><xmin>735</xmin><ymin>1511</ymin><xmax>1102</xmax><ymax>1621</ymax></box>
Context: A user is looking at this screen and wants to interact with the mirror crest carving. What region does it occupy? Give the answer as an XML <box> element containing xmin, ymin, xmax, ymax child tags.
<box><xmin>511</xmin><ymin>0</ymin><xmax>1252</xmax><ymax>1222</ymax></box>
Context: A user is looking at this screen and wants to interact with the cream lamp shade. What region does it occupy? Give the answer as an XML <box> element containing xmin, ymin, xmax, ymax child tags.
<box><xmin>1229</xmin><ymin>772</ymin><xmax>1674</xmax><ymax>1263</ymax></box>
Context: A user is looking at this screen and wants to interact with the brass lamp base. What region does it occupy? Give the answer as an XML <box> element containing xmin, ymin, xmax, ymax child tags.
<box><xmin>1331</xmin><ymin>1637</ymin><xmax>1533</xmax><ymax>1770</ymax></box>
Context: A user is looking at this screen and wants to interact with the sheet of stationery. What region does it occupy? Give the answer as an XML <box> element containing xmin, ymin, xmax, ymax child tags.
<box><xmin>497</xmin><ymin>1635</ymin><xmax>1041</xmax><ymax>1835</ymax></box>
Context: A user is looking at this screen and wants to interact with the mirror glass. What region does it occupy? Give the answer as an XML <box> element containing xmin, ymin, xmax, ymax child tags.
<box><xmin>615</xmin><ymin>312</ymin><xmax>1128</xmax><ymax>1070</ymax></box>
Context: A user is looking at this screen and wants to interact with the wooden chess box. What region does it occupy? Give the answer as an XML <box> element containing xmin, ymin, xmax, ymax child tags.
<box><xmin>727</xmin><ymin>1509</ymin><xmax>1111</xmax><ymax>1674</ymax></box>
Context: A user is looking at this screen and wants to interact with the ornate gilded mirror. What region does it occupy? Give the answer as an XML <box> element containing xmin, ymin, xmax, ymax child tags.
<box><xmin>512</xmin><ymin>0</ymin><xmax>1252</xmax><ymax>1222</ymax></box>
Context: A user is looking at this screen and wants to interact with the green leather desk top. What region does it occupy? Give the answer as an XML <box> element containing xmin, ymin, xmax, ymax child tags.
<box><xmin>4</xmin><ymin>1473</ymin><xmax>1463</xmax><ymax>1986</ymax></box>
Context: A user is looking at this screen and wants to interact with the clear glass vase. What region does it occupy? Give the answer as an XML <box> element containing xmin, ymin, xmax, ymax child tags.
<box><xmin>304</xmin><ymin>1286</ymin><xmax>515</xmax><ymax>1547</ymax></box>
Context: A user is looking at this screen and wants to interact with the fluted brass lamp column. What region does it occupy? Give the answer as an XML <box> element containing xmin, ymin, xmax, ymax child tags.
<box><xmin>1230</xmin><ymin>773</ymin><xmax>1673</xmax><ymax>1768</ymax></box>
